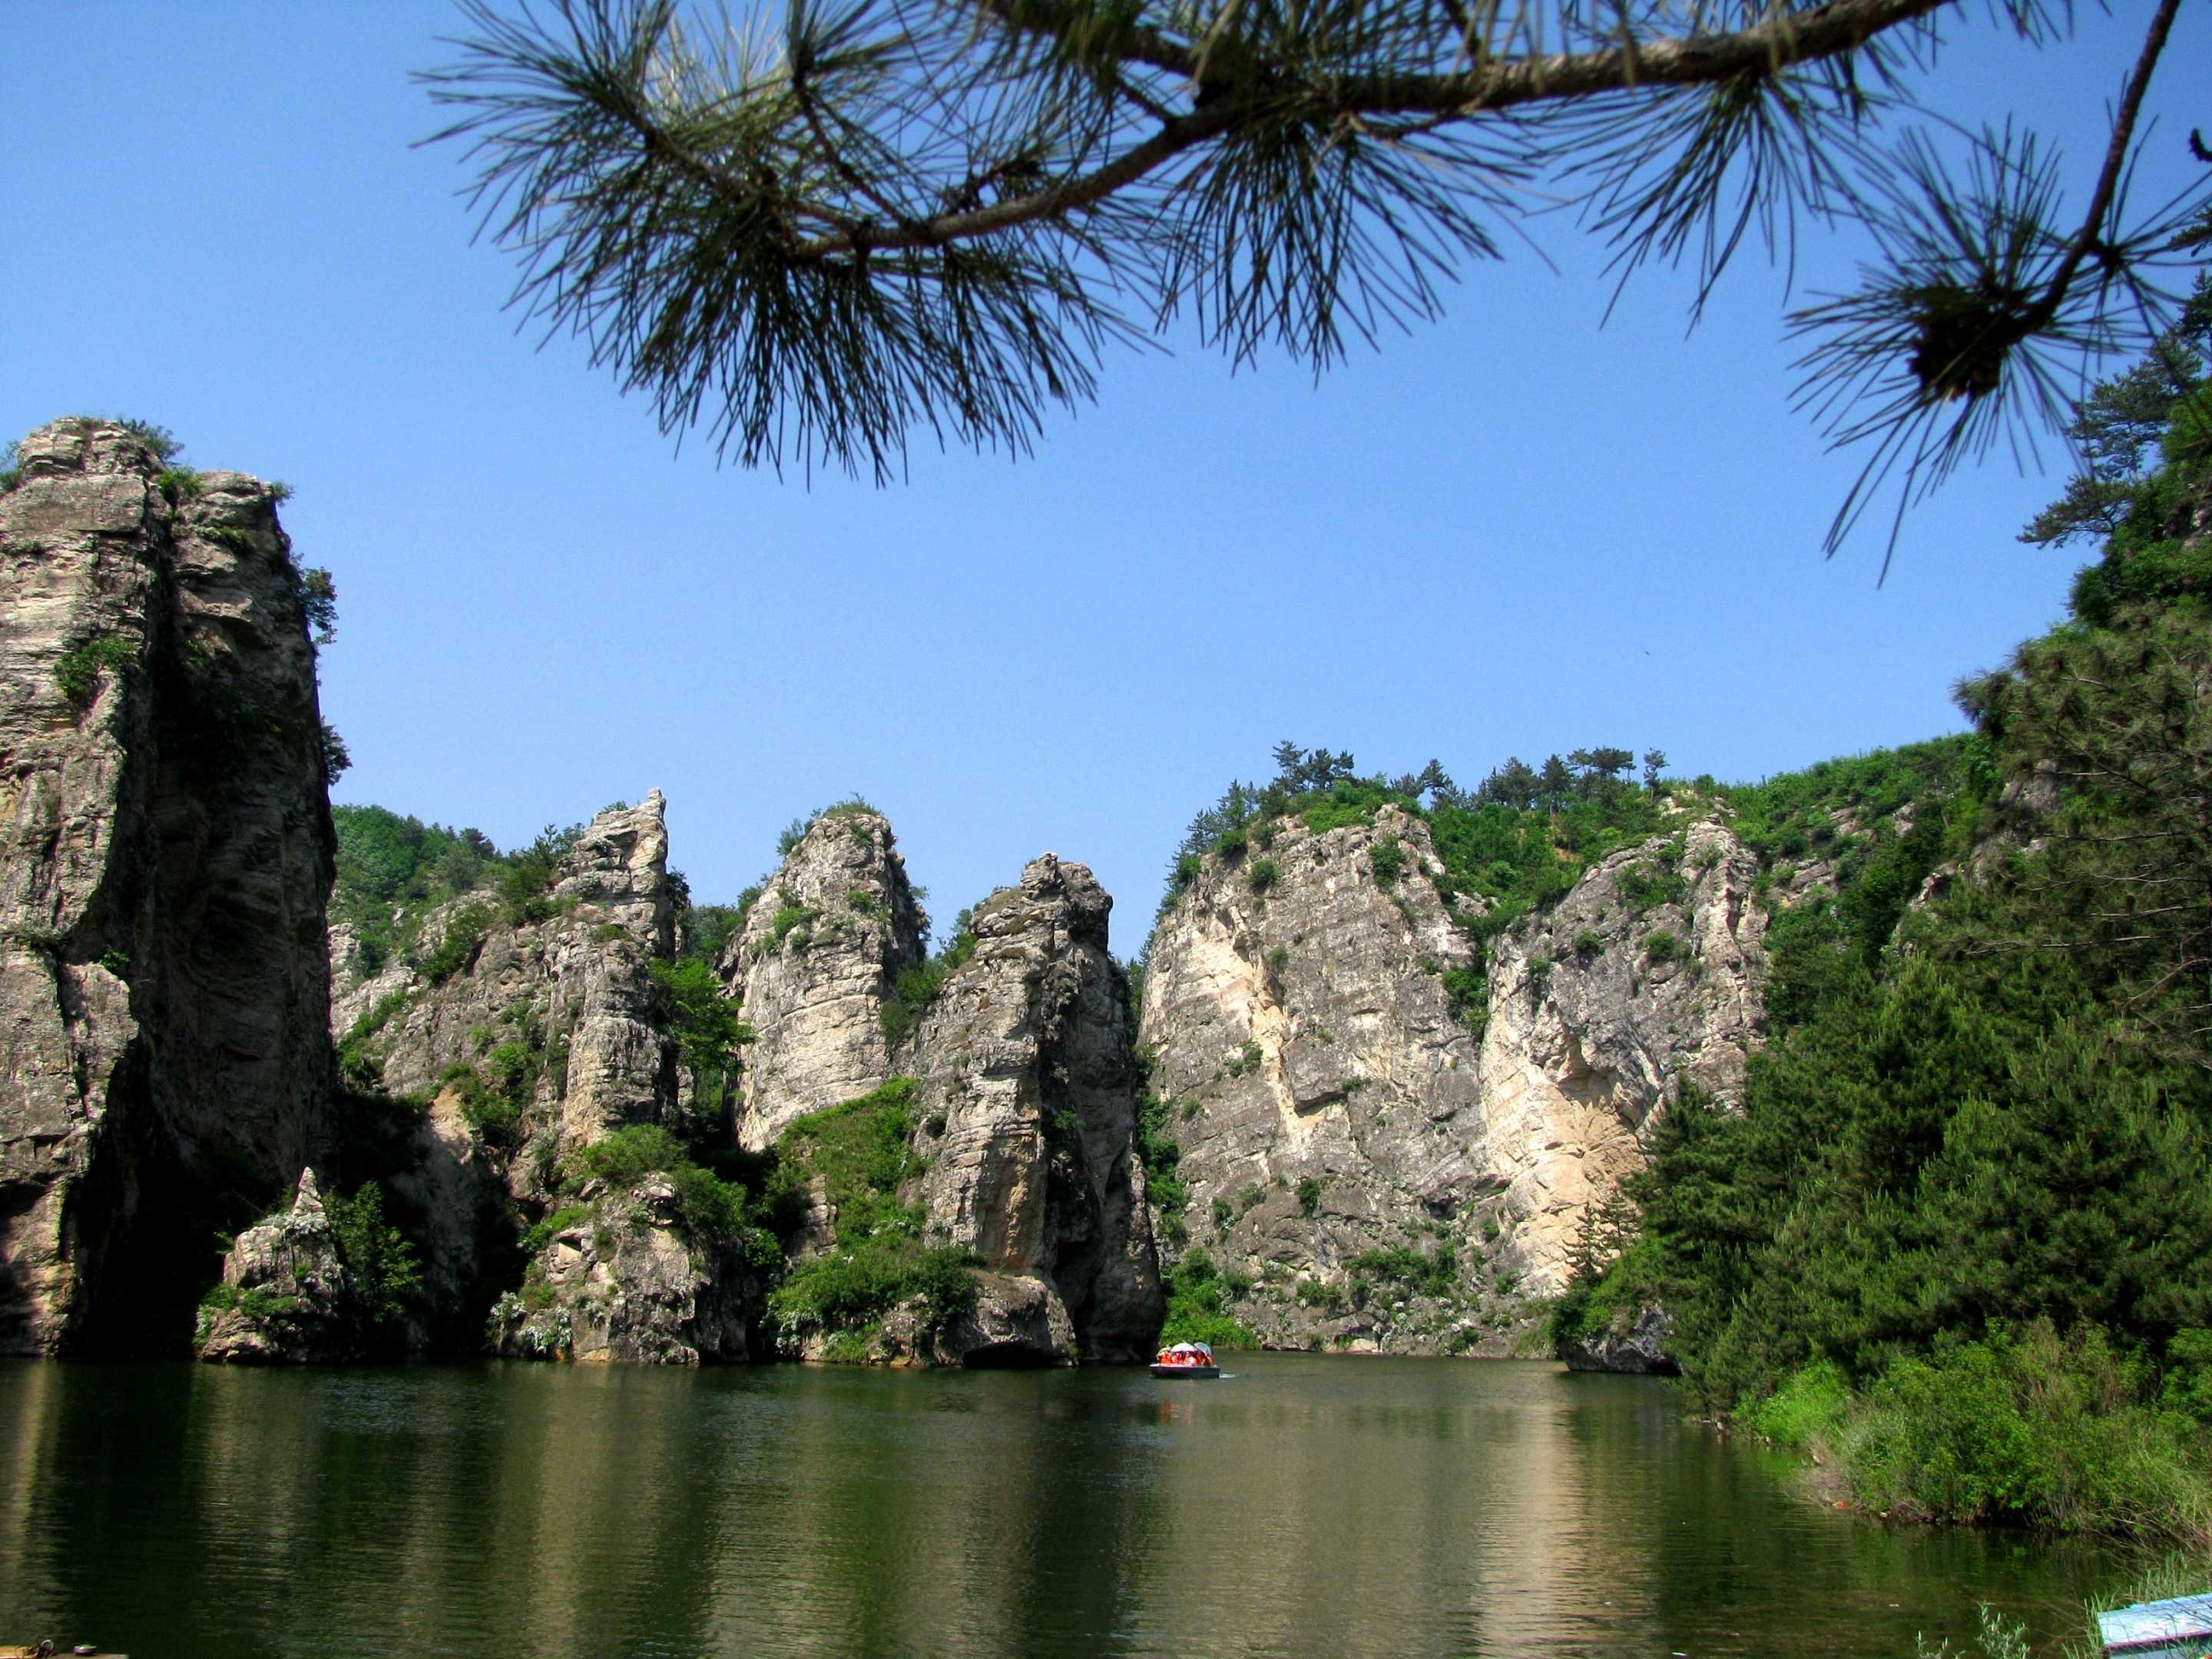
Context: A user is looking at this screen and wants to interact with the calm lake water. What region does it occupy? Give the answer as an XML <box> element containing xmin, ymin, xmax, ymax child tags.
<box><xmin>0</xmin><ymin>1353</ymin><xmax>2134</xmax><ymax>1658</ymax></box>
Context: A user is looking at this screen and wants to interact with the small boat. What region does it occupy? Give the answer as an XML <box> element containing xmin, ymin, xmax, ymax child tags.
<box><xmin>1151</xmin><ymin>1341</ymin><xmax>1220</xmax><ymax>1379</ymax></box>
<box><xmin>2098</xmin><ymin>1591</ymin><xmax>2212</xmax><ymax>1656</ymax></box>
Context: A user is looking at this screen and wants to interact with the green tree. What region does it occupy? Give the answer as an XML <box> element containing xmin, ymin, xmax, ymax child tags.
<box><xmin>423</xmin><ymin>0</ymin><xmax>2204</xmax><ymax>551</ymax></box>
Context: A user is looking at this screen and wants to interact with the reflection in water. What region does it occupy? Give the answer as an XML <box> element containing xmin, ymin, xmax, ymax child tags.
<box><xmin>0</xmin><ymin>1355</ymin><xmax>2129</xmax><ymax>1658</ymax></box>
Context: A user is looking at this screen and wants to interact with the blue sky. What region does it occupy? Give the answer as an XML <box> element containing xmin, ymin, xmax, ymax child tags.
<box><xmin>5</xmin><ymin>2</ymin><xmax>2204</xmax><ymax>948</ymax></box>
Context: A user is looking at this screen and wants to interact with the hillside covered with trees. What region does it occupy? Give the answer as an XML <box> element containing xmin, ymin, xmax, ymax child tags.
<box><xmin>1560</xmin><ymin>281</ymin><xmax>2212</xmax><ymax>1542</ymax></box>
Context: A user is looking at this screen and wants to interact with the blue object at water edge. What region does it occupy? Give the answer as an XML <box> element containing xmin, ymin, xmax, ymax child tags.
<box><xmin>2099</xmin><ymin>1593</ymin><xmax>2212</xmax><ymax>1657</ymax></box>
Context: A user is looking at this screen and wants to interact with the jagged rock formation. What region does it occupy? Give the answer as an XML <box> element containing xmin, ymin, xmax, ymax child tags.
<box><xmin>737</xmin><ymin>825</ymin><xmax>1164</xmax><ymax>1367</ymax></box>
<box><xmin>1140</xmin><ymin>803</ymin><xmax>1772</xmax><ymax>1353</ymax></box>
<box><xmin>328</xmin><ymin>793</ymin><xmax>739</xmax><ymax>1355</ymax></box>
<box><xmin>1139</xmin><ymin>807</ymin><xmax>1502</xmax><ymax>1353</ymax></box>
<box><xmin>728</xmin><ymin>810</ymin><xmax>923</xmax><ymax>1150</ymax></box>
<box><xmin>488</xmin><ymin>1171</ymin><xmax>758</xmax><ymax>1363</ymax></box>
<box><xmin>195</xmin><ymin>1169</ymin><xmax>353</xmax><ymax>1363</ymax></box>
<box><xmin>1480</xmin><ymin>818</ymin><xmax>1767</xmax><ymax>1290</ymax></box>
<box><xmin>902</xmin><ymin>856</ymin><xmax>1162</xmax><ymax>1364</ymax></box>
<box><xmin>0</xmin><ymin>419</ymin><xmax>336</xmax><ymax>1355</ymax></box>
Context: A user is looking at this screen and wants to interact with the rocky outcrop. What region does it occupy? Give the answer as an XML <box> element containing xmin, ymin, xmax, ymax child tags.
<box><xmin>1559</xmin><ymin>1302</ymin><xmax>1677</xmax><ymax>1375</ymax></box>
<box><xmin>728</xmin><ymin>810</ymin><xmax>923</xmax><ymax>1151</ymax></box>
<box><xmin>902</xmin><ymin>856</ymin><xmax>1163</xmax><ymax>1364</ymax></box>
<box><xmin>1139</xmin><ymin>803</ymin><xmax>1772</xmax><ymax>1353</ymax></box>
<box><xmin>1138</xmin><ymin>807</ymin><xmax>1503</xmax><ymax>1353</ymax></box>
<box><xmin>488</xmin><ymin>1172</ymin><xmax>757</xmax><ymax>1364</ymax></box>
<box><xmin>194</xmin><ymin>1169</ymin><xmax>353</xmax><ymax>1363</ymax></box>
<box><xmin>331</xmin><ymin>792</ymin><xmax>732</xmax><ymax>1353</ymax></box>
<box><xmin>1480</xmin><ymin>818</ymin><xmax>1767</xmax><ymax>1290</ymax></box>
<box><xmin>0</xmin><ymin>419</ymin><xmax>337</xmax><ymax>1355</ymax></box>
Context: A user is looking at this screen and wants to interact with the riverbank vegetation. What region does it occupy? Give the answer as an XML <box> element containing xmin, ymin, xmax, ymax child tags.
<box><xmin>1565</xmin><ymin>284</ymin><xmax>2212</xmax><ymax>1543</ymax></box>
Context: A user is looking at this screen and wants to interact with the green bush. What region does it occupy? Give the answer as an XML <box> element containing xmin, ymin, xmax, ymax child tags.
<box><xmin>326</xmin><ymin>1182</ymin><xmax>420</xmax><ymax>1338</ymax></box>
<box><xmin>1296</xmin><ymin>1177</ymin><xmax>1323</xmax><ymax>1217</ymax></box>
<box><xmin>1614</xmin><ymin>863</ymin><xmax>1686</xmax><ymax>912</ymax></box>
<box><xmin>419</xmin><ymin>905</ymin><xmax>492</xmax><ymax>985</ymax></box>
<box><xmin>1351</xmin><ymin>1244</ymin><xmax>1458</xmax><ymax>1298</ymax></box>
<box><xmin>1440</xmin><ymin>966</ymin><xmax>1487</xmax><ymax>1028</ymax></box>
<box><xmin>522</xmin><ymin>1204</ymin><xmax>593</xmax><ymax>1256</ymax></box>
<box><xmin>1369</xmin><ymin>841</ymin><xmax>1405</xmax><ymax>885</ymax></box>
<box><xmin>1160</xmin><ymin>1249</ymin><xmax>1259</xmax><ymax>1348</ymax></box>
<box><xmin>1135</xmin><ymin>1092</ymin><xmax>1187</xmax><ymax>1214</ymax></box>
<box><xmin>880</xmin><ymin>925</ymin><xmax>976</xmax><ymax>1046</ymax></box>
<box><xmin>649</xmin><ymin>956</ymin><xmax>753</xmax><ymax>1073</ymax></box>
<box><xmin>561</xmin><ymin>1124</ymin><xmax>753</xmax><ymax>1242</ymax></box>
<box><xmin>769</xmin><ymin>1079</ymin><xmax>982</xmax><ymax>1347</ymax></box>
<box><xmin>54</xmin><ymin>636</ymin><xmax>136</xmax><ymax>707</ymax></box>
<box><xmin>1247</xmin><ymin>858</ymin><xmax>1280</xmax><ymax>896</ymax></box>
<box><xmin>1747</xmin><ymin>1328</ymin><xmax>2212</xmax><ymax>1539</ymax></box>
<box><xmin>1296</xmin><ymin>1277</ymin><xmax>1346</xmax><ymax>1313</ymax></box>
<box><xmin>768</xmin><ymin>904</ymin><xmax>819</xmax><ymax>947</ymax></box>
<box><xmin>1572</xmin><ymin>929</ymin><xmax>1604</xmax><ymax>957</ymax></box>
<box><xmin>1644</xmin><ymin>929</ymin><xmax>1684</xmax><ymax>963</ymax></box>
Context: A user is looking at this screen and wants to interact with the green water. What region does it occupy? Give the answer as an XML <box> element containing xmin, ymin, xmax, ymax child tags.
<box><xmin>0</xmin><ymin>1354</ymin><xmax>2132</xmax><ymax>1657</ymax></box>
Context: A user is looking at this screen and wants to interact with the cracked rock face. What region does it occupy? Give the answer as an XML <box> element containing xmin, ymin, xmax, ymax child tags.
<box><xmin>0</xmin><ymin>419</ymin><xmax>336</xmax><ymax>1355</ymax></box>
<box><xmin>1558</xmin><ymin>1303</ymin><xmax>1678</xmax><ymax>1376</ymax></box>
<box><xmin>195</xmin><ymin>1169</ymin><xmax>353</xmax><ymax>1364</ymax></box>
<box><xmin>727</xmin><ymin>812</ymin><xmax>924</xmax><ymax>1152</ymax></box>
<box><xmin>1480</xmin><ymin>819</ymin><xmax>1766</xmax><ymax>1290</ymax></box>
<box><xmin>904</xmin><ymin>855</ymin><xmax>1163</xmax><ymax>1365</ymax></box>
<box><xmin>1139</xmin><ymin>807</ymin><xmax>1498</xmax><ymax>1353</ymax></box>
<box><xmin>330</xmin><ymin>793</ymin><xmax>699</xmax><ymax>1349</ymax></box>
<box><xmin>488</xmin><ymin>1174</ymin><xmax>757</xmax><ymax>1364</ymax></box>
<box><xmin>1138</xmin><ymin>806</ymin><xmax>1773</xmax><ymax>1349</ymax></box>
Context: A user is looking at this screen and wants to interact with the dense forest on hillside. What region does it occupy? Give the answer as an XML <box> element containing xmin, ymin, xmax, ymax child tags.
<box><xmin>1561</xmin><ymin>280</ymin><xmax>2212</xmax><ymax>1543</ymax></box>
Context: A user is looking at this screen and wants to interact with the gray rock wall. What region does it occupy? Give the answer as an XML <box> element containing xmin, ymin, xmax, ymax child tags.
<box><xmin>1138</xmin><ymin>807</ymin><xmax>1502</xmax><ymax>1353</ymax></box>
<box><xmin>904</xmin><ymin>855</ymin><xmax>1162</xmax><ymax>1364</ymax></box>
<box><xmin>0</xmin><ymin>419</ymin><xmax>336</xmax><ymax>1355</ymax></box>
<box><xmin>728</xmin><ymin>810</ymin><xmax>923</xmax><ymax>1151</ymax></box>
<box><xmin>489</xmin><ymin>1171</ymin><xmax>757</xmax><ymax>1364</ymax></box>
<box><xmin>1139</xmin><ymin>804</ymin><xmax>1773</xmax><ymax>1352</ymax></box>
<box><xmin>330</xmin><ymin>793</ymin><xmax>697</xmax><ymax>1350</ymax></box>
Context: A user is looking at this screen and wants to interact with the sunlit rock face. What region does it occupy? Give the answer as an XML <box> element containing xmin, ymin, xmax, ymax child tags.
<box><xmin>488</xmin><ymin>1171</ymin><xmax>758</xmax><ymax>1365</ymax></box>
<box><xmin>0</xmin><ymin>419</ymin><xmax>336</xmax><ymax>1356</ymax></box>
<box><xmin>1139</xmin><ymin>804</ymin><xmax>1771</xmax><ymax>1351</ymax></box>
<box><xmin>726</xmin><ymin>811</ymin><xmax>924</xmax><ymax>1152</ymax></box>
<box><xmin>1139</xmin><ymin>807</ymin><xmax>1501</xmax><ymax>1353</ymax></box>
<box><xmin>903</xmin><ymin>855</ymin><xmax>1163</xmax><ymax>1366</ymax></box>
<box><xmin>196</xmin><ymin>1169</ymin><xmax>354</xmax><ymax>1364</ymax></box>
<box><xmin>329</xmin><ymin>793</ymin><xmax>720</xmax><ymax>1354</ymax></box>
<box><xmin>1479</xmin><ymin>819</ymin><xmax>1767</xmax><ymax>1291</ymax></box>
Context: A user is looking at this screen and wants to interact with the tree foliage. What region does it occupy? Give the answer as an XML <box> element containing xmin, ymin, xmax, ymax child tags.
<box><xmin>422</xmin><ymin>0</ymin><xmax>2209</xmax><ymax>550</ymax></box>
<box><xmin>1575</xmin><ymin>323</ymin><xmax>2212</xmax><ymax>1532</ymax></box>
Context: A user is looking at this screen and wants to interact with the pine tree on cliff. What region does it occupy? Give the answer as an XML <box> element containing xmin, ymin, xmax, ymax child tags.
<box><xmin>420</xmin><ymin>0</ymin><xmax>2205</xmax><ymax>555</ymax></box>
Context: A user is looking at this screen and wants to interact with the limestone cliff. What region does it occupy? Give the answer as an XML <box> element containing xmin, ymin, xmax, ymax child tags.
<box><xmin>1139</xmin><ymin>802</ymin><xmax>1772</xmax><ymax>1352</ymax></box>
<box><xmin>1479</xmin><ymin>817</ymin><xmax>1767</xmax><ymax>1290</ymax></box>
<box><xmin>195</xmin><ymin>1169</ymin><xmax>353</xmax><ymax>1363</ymax></box>
<box><xmin>738</xmin><ymin>826</ymin><xmax>1164</xmax><ymax>1367</ymax></box>
<box><xmin>902</xmin><ymin>855</ymin><xmax>1162</xmax><ymax>1364</ymax></box>
<box><xmin>488</xmin><ymin>1169</ymin><xmax>759</xmax><ymax>1364</ymax></box>
<box><xmin>0</xmin><ymin>419</ymin><xmax>336</xmax><ymax>1355</ymax></box>
<box><xmin>727</xmin><ymin>809</ymin><xmax>923</xmax><ymax>1151</ymax></box>
<box><xmin>326</xmin><ymin>793</ymin><xmax>742</xmax><ymax>1356</ymax></box>
<box><xmin>1138</xmin><ymin>807</ymin><xmax>1501</xmax><ymax>1353</ymax></box>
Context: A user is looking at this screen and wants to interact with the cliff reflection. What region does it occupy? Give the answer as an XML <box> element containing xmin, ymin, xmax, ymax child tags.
<box><xmin>0</xmin><ymin>1353</ymin><xmax>2126</xmax><ymax>1659</ymax></box>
